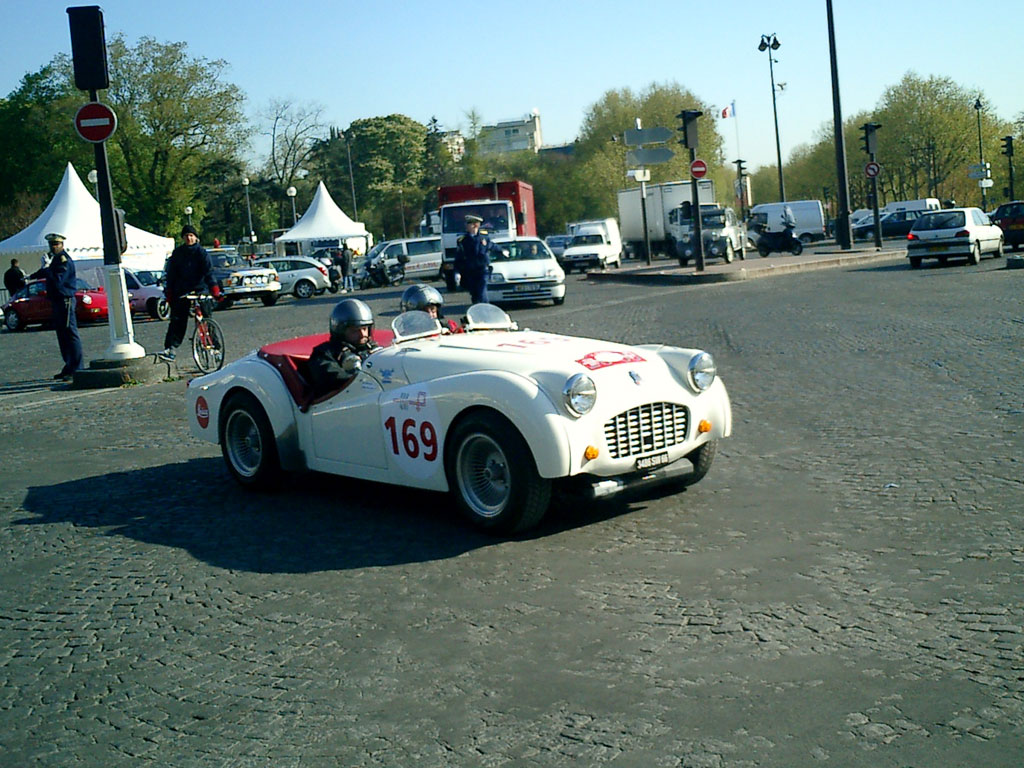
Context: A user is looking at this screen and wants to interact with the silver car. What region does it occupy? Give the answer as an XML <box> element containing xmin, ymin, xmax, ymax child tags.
<box><xmin>254</xmin><ymin>257</ymin><xmax>332</xmax><ymax>299</ymax></box>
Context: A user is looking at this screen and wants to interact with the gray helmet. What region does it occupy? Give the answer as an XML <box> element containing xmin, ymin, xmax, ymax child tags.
<box><xmin>329</xmin><ymin>298</ymin><xmax>374</xmax><ymax>341</ymax></box>
<box><xmin>400</xmin><ymin>284</ymin><xmax>444</xmax><ymax>314</ymax></box>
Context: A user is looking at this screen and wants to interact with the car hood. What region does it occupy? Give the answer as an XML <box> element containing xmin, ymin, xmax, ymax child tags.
<box><xmin>489</xmin><ymin>261</ymin><xmax>560</xmax><ymax>280</ymax></box>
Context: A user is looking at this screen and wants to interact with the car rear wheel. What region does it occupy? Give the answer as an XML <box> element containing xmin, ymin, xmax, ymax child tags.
<box><xmin>148</xmin><ymin>297</ymin><xmax>170</xmax><ymax>320</ymax></box>
<box><xmin>909</xmin><ymin>256</ymin><xmax>922</xmax><ymax>269</ymax></box>
<box><xmin>445</xmin><ymin>411</ymin><xmax>551</xmax><ymax>534</ymax></box>
<box><xmin>5</xmin><ymin>310</ymin><xmax>24</xmax><ymax>331</ymax></box>
<box><xmin>968</xmin><ymin>242</ymin><xmax>981</xmax><ymax>265</ymax></box>
<box><xmin>294</xmin><ymin>279</ymin><xmax>315</xmax><ymax>299</ymax></box>
<box><xmin>220</xmin><ymin>391</ymin><xmax>281</xmax><ymax>490</ymax></box>
<box><xmin>995</xmin><ymin>237</ymin><xmax>1004</xmax><ymax>258</ymax></box>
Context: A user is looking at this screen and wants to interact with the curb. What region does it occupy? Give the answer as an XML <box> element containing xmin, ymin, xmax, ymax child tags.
<box><xmin>72</xmin><ymin>355</ymin><xmax>174</xmax><ymax>390</ymax></box>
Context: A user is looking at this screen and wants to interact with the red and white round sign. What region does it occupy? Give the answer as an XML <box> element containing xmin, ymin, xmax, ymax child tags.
<box><xmin>865</xmin><ymin>161</ymin><xmax>881</xmax><ymax>178</ymax></box>
<box><xmin>690</xmin><ymin>159</ymin><xmax>708</xmax><ymax>179</ymax></box>
<box><xmin>74</xmin><ymin>102</ymin><xmax>118</xmax><ymax>143</ymax></box>
<box><xmin>195</xmin><ymin>396</ymin><xmax>210</xmax><ymax>429</ymax></box>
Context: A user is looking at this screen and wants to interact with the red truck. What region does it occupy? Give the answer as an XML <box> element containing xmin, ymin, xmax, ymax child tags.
<box><xmin>438</xmin><ymin>180</ymin><xmax>537</xmax><ymax>290</ymax></box>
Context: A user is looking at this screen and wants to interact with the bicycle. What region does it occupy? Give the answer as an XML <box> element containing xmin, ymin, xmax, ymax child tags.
<box><xmin>183</xmin><ymin>293</ymin><xmax>226</xmax><ymax>373</ymax></box>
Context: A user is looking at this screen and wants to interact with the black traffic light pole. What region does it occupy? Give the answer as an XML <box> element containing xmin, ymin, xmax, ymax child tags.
<box><xmin>862</xmin><ymin>122</ymin><xmax>882</xmax><ymax>249</ymax></box>
<box><xmin>826</xmin><ymin>0</ymin><xmax>853</xmax><ymax>250</ymax></box>
<box><xmin>1002</xmin><ymin>136</ymin><xmax>1015</xmax><ymax>200</ymax></box>
<box><xmin>677</xmin><ymin>110</ymin><xmax>705</xmax><ymax>272</ymax></box>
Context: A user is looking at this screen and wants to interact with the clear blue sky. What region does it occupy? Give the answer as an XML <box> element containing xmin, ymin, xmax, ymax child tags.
<box><xmin>2</xmin><ymin>0</ymin><xmax>1021</xmax><ymax>173</ymax></box>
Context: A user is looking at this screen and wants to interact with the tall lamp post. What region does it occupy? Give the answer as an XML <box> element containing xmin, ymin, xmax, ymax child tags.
<box><xmin>241</xmin><ymin>176</ymin><xmax>255</xmax><ymax>244</ymax></box>
<box><xmin>974</xmin><ymin>98</ymin><xmax>987</xmax><ymax>210</ymax></box>
<box><xmin>286</xmin><ymin>186</ymin><xmax>298</xmax><ymax>225</ymax></box>
<box><xmin>758</xmin><ymin>33</ymin><xmax>786</xmax><ymax>202</ymax></box>
<box><xmin>184</xmin><ymin>206</ymin><xmax>193</xmax><ymax>226</ymax></box>
<box><xmin>87</xmin><ymin>169</ymin><xmax>99</xmax><ymax>200</ymax></box>
<box><xmin>343</xmin><ymin>131</ymin><xmax>358</xmax><ymax>219</ymax></box>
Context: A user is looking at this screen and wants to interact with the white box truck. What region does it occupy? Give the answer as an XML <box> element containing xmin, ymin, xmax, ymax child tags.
<box><xmin>617</xmin><ymin>180</ymin><xmax>715</xmax><ymax>258</ymax></box>
<box><xmin>749</xmin><ymin>200</ymin><xmax>826</xmax><ymax>242</ymax></box>
<box><xmin>560</xmin><ymin>218</ymin><xmax>623</xmax><ymax>271</ymax></box>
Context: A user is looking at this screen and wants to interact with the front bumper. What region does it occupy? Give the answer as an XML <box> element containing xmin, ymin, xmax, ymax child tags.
<box><xmin>221</xmin><ymin>279</ymin><xmax>281</xmax><ymax>297</ymax></box>
<box><xmin>568</xmin><ymin>452</ymin><xmax>701</xmax><ymax>500</ymax></box>
<box><xmin>488</xmin><ymin>279</ymin><xmax>565</xmax><ymax>302</ymax></box>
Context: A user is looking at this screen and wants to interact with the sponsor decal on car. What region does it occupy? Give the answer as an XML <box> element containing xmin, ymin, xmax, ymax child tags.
<box><xmin>195</xmin><ymin>396</ymin><xmax>210</xmax><ymax>429</ymax></box>
<box><xmin>576</xmin><ymin>350</ymin><xmax>646</xmax><ymax>371</ymax></box>
<box><xmin>380</xmin><ymin>385</ymin><xmax>442</xmax><ymax>480</ymax></box>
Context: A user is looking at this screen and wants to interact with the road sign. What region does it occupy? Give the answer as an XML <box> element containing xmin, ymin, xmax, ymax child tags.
<box><xmin>74</xmin><ymin>101</ymin><xmax>117</xmax><ymax>143</ymax></box>
<box><xmin>627</xmin><ymin>147</ymin><xmax>674</xmax><ymax>166</ymax></box>
<box><xmin>865</xmin><ymin>161</ymin><xmax>881</xmax><ymax>178</ymax></box>
<box><xmin>690</xmin><ymin>159</ymin><xmax>708</xmax><ymax>179</ymax></box>
<box><xmin>979</xmin><ymin>179</ymin><xmax>994</xmax><ymax>188</ymax></box>
<box><xmin>624</xmin><ymin>126</ymin><xmax>673</xmax><ymax>146</ymax></box>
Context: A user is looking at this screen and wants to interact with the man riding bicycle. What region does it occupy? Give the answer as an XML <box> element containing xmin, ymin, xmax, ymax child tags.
<box><xmin>158</xmin><ymin>225</ymin><xmax>220</xmax><ymax>361</ymax></box>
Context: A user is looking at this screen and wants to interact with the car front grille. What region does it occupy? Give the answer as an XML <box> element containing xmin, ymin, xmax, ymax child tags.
<box><xmin>604</xmin><ymin>402</ymin><xmax>689</xmax><ymax>459</ymax></box>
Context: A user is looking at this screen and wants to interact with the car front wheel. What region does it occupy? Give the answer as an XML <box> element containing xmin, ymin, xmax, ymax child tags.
<box><xmin>723</xmin><ymin>241</ymin><xmax>735</xmax><ymax>263</ymax></box>
<box><xmin>261</xmin><ymin>292</ymin><xmax>279</xmax><ymax>306</ymax></box>
<box><xmin>5</xmin><ymin>310</ymin><xmax>24</xmax><ymax>331</ymax></box>
<box><xmin>445</xmin><ymin>412</ymin><xmax>551</xmax><ymax>534</ymax></box>
<box><xmin>294</xmin><ymin>279</ymin><xmax>315</xmax><ymax>299</ymax></box>
<box><xmin>220</xmin><ymin>391</ymin><xmax>281</xmax><ymax>489</ymax></box>
<box><xmin>148</xmin><ymin>297</ymin><xmax>170</xmax><ymax>320</ymax></box>
<box><xmin>681</xmin><ymin>440</ymin><xmax>717</xmax><ymax>486</ymax></box>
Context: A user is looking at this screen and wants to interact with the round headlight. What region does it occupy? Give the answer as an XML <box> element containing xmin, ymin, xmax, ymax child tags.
<box><xmin>688</xmin><ymin>352</ymin><xmax>716</xmax><ymax>392</ymax></box>
<box><xmin>81</xmin><ymin>294</ymin><xmax>92</xmax><ymax>305</ymax></box>
<box><xmin>563</xmin><ymin>373</ymin><xmax>597</xmax><ymax>416</ymax></box>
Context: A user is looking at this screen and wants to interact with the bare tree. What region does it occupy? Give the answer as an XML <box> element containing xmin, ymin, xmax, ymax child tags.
<box><xmin>263</xmin><ymin>99</ymin><xmax>326</xmax><ymax>188</ymax></box>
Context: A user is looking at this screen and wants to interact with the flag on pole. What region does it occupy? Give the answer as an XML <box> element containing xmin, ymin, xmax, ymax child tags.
<box><xmin>721</xmin><ymin>101</ymin><xmax>736</xmax><ymax>119</ymax></box>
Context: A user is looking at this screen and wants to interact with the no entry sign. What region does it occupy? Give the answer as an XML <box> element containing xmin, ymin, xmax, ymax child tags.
<box><xmin>74</xmin><ymin>101</ymin><xmax>117</xmax><ymax>143</ymax></box>
<box><xmin>690</xmin><ymin>159</ymin><xmax>708</xmax><ymax>179</ymax></box>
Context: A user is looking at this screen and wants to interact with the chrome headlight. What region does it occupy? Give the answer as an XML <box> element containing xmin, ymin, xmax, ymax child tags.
<box><xmin>489</xmin><ymin>272</ymin><xmax>505</xmax><ymax>283</ymax></box>
<box><xmin>563</xmin><ymin>373</ymin><xmax>597</xmax><ymax>416</ymax></box>
<box><xmin>81</xmin><ymin>294</ymin><xmax>92</xmax><ymax>305</ymax></box>
<box><xmin>687</xmin><ymin>352</ymin><xmax>716</xmax><ymax>392</ymax></box>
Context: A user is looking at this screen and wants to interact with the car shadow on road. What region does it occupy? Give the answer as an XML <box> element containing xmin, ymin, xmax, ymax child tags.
<box><xmin>16</xmin><ymin>458</ymin><xmax>642</xmax><ymax>571</ymax></box>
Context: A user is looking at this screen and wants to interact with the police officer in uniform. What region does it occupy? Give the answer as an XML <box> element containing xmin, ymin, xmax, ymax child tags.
<box><xmin>308</xmin><ymin>298</ymin><xmax>380</xmax><ymax>398</ymax></box>
<box><xmin>27</xmin><ymin>233</ymin><xmax>83</xmax><ymax>380</ymax></box>
<box><xmin>454</xmin><ymin>214</ymin><xmax>498</xmax><ymax>305</ymax></box>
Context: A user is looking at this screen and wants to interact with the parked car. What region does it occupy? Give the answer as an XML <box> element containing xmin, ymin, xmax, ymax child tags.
<box><xmin>906</xmin><ymin>208</ymin><xmax>1004</xmax><ymax>268</ymax></box>
<box><xmin>544</xmin><ymin>235</ymin><xmax>573</xmax><ymax>258</ymax></box>
<box><xmin>185</xmin><ymin>303</ymin><xmax>732</xmax><ymax>534</ymax></box>
<box><xmin>487</xmin><ymin>237</ymin><xmax>566</xmax><ymax>305</ymax></box>
<box><xmin>124</xmin><ymin>268</ymin><xmax>169</xmax><ymax>319</ymax></box>
<box><xmin>2</xmin><ymin>278</ymin><xmax>108</xmax><ymax>331</ymax></box>
<box><xmin>989</xmin><ymin>201</ymin><xmax>1024</xmax><ymax>250</ymax></box>
<box><xmin>208</xmin><ymin>248</ymin><xmax>281</xmax><ymax>307</ymax></box>
<box><xmin>253</xmin><ymin>256</ymin><xmax>331</xmax><ymax>299</ymax></box>
<box><xmin>853</xmin><ymin>209</ymin><xmax>924</xmax><ymax>240</ymax></box>
<box><xmin>371</xmin><ymin>237</ymin><xmax>444</xmax><ymax>280</ymax></box>
<box><xmin>672</xmin><ymin>206</ymin><xmax>746</xmax><ymax>265</ymax></box>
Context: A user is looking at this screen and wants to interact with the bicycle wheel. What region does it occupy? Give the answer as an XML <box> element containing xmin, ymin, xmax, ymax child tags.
<box><xmin>192</xmin><ymin>317</ymin><xmax>226</xmax><ymax>373</ymax></box>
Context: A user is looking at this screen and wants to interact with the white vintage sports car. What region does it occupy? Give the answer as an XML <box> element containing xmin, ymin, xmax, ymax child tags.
<box><xmin>186</xmin><ymin>304</ymin><xmax>732</xmax><ymax>533</ymax></box>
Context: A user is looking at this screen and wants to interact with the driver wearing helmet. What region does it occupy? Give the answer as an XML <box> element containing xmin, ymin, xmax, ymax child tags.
<box><xmin>399</xmin><ymin>283</ymin><xmax>462</xmax><ymax>333</ymax></box>
<box><xmin>308</xmin><ymin>298</ymin><xmax>380</xmax><ymax>397</ymax></box>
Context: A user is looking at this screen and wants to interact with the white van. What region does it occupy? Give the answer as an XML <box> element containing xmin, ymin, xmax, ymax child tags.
<box><xmin>560</xmin><ymin>218</ymin><xmax>623</xmax><ymax>271</ymax></box>
<box><xmin>375</xmin><ymin>236</ymin><xmax>444</xmax><ymax>280</ymax></box>
<box><xmin>749</xmin><ymin>200</ymin><xmax>826</xmax><ymax>242</ymax></box>
<box><xmin>883</xmin><ymin>198</ymin><xmax>940</xmax><ymax>214</ymax></box>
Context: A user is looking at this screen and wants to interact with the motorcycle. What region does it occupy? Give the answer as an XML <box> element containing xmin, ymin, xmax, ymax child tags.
<box><xmin>357</xmin><ymin>254</ymin><xmax>405</xmax><ymax>289</ymax></box>
<box><xmin>754</xmin><ymin>225</ymin><xmax>803</xmax><ymax>257</ymax></box>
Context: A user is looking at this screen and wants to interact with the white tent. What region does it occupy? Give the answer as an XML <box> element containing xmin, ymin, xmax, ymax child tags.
<box><xmin>0</xmin><ymin>163</ymin><xmax>174</xmax><ymax>272</ymax></box>
<box><xmin>274</xmin><ymin>181</ymin><xmax>372</xmax><ymax>257</ymax></box>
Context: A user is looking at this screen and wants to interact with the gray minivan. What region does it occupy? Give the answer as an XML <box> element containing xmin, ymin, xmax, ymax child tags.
<box><xmin>376</xmin><ymin>236</ymin><xmax>443</xmax><ymax>280</ymax></box>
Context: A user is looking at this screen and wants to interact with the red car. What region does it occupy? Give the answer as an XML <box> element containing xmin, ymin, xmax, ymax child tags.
<box><xmin>2</xmin><ymin>278</ymin><xmax>109</xmax><ymax>331</ymax></box>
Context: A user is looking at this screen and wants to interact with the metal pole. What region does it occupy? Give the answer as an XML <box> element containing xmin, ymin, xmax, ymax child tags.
<box><xmin>345</xmin><ymin>136</ymin><xmax>358</xmax><ymax>219</ymax></box>
<box><xmin>1009</xmin><ymin>152</ymin><xmax>1016</xmax><ymax>201</ymax></box>
<box><xmin>870</xmin><ymin>148</ymin><xmax>882</xmax><ymax>249</ymax></box>
<box><xmin>290</xmin><ymin>197</ymin><xmax>297</xmax><ymax>225</ymax></box>
<box><xmin>691</xmin><ymin>148</ymin><xmax>706</xmax><ymax>272</ymax></box>
<box><xmin>826</xmin><ymin>0</ymin><xmax>852</xmax><ymax>250</ymax></box>
<box><xmin>243</xmin><ymin>180</ymin><xmax>254</xmax><ymax>241</ymax></box>
<box><xmin>767</xmin><ymin>45</ymin><xmax>786</xmax><ymax>202</ymax></box>
<box><xmin>975</xmin><ymin>100</ymin><xmax>987</xmax><ymax>209</ymax></box>
<box><xmin>640</xmin><ymin>178</ymin><xmax>652</xmax><ymax>266</ymax></box>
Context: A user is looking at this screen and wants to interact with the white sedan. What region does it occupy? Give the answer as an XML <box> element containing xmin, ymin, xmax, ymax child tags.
<box><xmin>487</xmin><ymin>237</ymin><xmax>566</xmax><ymax>305</ymax></box>
<box><xmin>906</xmin><ymin>207</ymin><xmax>1004</xmax><ymax>268</ymax></box>
<box><xmin>186</xmin><ymin>304</ymin><xmax>732</xmax><ymax>534</ymax></box>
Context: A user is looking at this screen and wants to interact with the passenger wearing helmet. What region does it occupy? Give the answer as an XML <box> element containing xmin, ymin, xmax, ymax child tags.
<box><xmin>400</xmin><ymin>283</ymin><xmax>462</xmax><ymax>333</ymax></box>
<box><xmin>308</xmin><ymin>298</ymin><xmax>379</xmax><ymax>397</ymax></box>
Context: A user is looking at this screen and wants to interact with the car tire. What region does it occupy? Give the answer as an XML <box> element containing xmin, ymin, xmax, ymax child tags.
<box><xmin>553</xmin><ymin>296</ymin><xmax>565</xmax><ymax>306</ymax></box>
<box><xmin>148</xmin><ymin>297</ymin><xmax>170</xmax><ymax>320</ymax></box>
<box><xmin>261</xmin><ymin>292</ymin><xmax>279</xmax><ymax>307</ymax></box>
<box><xmin>219</xmin><ymin>391</ymin><xmax>281</xmax><ymax>490</ymax></box>
<box><xmin>909</xmin><ymin>256</ymin><xmax>922</xmax><ymax>269</ymax></box>
<box><xmin>723</xmin><ymin>241</ymin><xmax>735</xmax><ymax>264</ymax></box>
<box><xmin>4</xmin><ymin>310</ymin><xmax>24</xmax><ymax>331</ymax></box>
<box><xmin>294</xmin><ymin>279</ymin><xmax>315</xmax><ymax>299</ymax></box>
<box><xmin>799</xmin><ymin>233</ymin><xmax>813</xmax><ymax>244</ymax></box>
<box><xmin>968</xmin><ymin>242</ymin><xmax>981</xmax><ymax>266</ymax></box>
<box><xmin>680</xmin><ymin>440</ymin><xmax>717</xmax><ymax>486</ymax></box>
<box><xmin>995</xmin><ymin>237</ymin><xmax>1004</xmax><ymax>258</ymax></box>
<box><xmin>445</xmin><ymin>411</ymin><xmax>551</xmax><ymax>534</ymax></box>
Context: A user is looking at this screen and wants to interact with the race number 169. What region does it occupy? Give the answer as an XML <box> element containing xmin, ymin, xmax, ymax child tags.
<box><xmin>384</xmin><ymin>416</ymin><xmax>438</xmax><ymax>461</ymax></box>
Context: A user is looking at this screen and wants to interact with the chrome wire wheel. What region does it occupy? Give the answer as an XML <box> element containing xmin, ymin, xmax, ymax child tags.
<box><xmin>224</xmin><ymin>408</ymin><xmax>263</xmax><ymax>478</ymax></box>
<box><xmin>456</xmin><ymin>433</ymin><xmax>511</xmax><ymax>519</ymax></box>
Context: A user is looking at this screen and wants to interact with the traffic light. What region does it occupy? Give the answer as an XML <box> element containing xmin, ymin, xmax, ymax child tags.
<box><xmin>734</xmin><ymin>158</ymin><xmax>747</xmax><ymax>177</ymax></box>
<box><xmin>860</xmin><ymin>123</ymin><xmax>881</xmax><ymax>156</ymax></box>
<box><xmin>676</xmin><ymin>110</ymin><xmax>702</xmax><ymax>149</ymax></box>
<box><xmin>1001</xmin><ymin>136</ymin><xmax>1015</xmax><ymax>157</ymax></box>
<box><xmin>67</xmin><ymin>6</ymin><xmax>110</xmax><ymax>92</ymax></box>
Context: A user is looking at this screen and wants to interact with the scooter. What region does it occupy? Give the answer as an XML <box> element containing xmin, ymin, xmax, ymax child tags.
<box><xmin>755</xmin><ymin>226</ymin><xmax>803</xmax><ymax>257</ymax></box>
<box><xmin>358</xmin><ymin>255</ymin><xmax>405</xmax><ymax>289</ymax></box>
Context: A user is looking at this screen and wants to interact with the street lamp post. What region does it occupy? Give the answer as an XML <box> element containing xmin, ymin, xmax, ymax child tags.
<box><xmin>87</xmin><ymin>169</ymin><xmax>99</xmax><ymax>200</ymax></box>
<box><xmin>344</xmin><ymin>132</ymin><xmax>358</xmax><ymax>220</ymax></box>
<box><xmin>974</xmin><ymin>98</ymin><xmax>987</xmax><ymax>210</ymax></box>
<box><xmin>286</xmin><ymin>186</ymin><xmax>297</xmax><ymax>226</ymax></box>
<box><xmin>184</xmin><ymin>206</ymin><xmax>193</xmax><ymax>226</ymax></box>
<box><xmin>241</xmin><ymin>176</ymin><xmax>255</xmax><ymax>244</ymax></box>
<box><xmin>758</xmin><ymin>33</ymin><xmax>786</xmax><ymax>202</ymax></box>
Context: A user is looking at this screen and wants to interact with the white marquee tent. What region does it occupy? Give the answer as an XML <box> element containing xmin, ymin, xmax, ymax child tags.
<box><xmin>274</xmin><ymin>181</ymin><xmax>372</xmax><ymax>257</ymax></box>
<box><xmin>0</xmin><ymin>163</ymin><xmax>174</xmax><ymax>272</ymax></box>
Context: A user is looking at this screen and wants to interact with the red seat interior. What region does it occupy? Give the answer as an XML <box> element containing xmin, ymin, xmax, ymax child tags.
<box><xmin>258</xmin><ymin>329</ymin><xmax>394</xmax><ymax>410</ymax></box>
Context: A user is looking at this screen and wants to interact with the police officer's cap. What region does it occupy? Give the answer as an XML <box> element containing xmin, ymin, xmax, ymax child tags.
<box><xmin>329</xmin><ymin>298</ymin><xmax>374</xmax><ymax>340</ymax></box>
<box><xmin>44</xmin><ymin>232</ymin><xmax>66</xmax><ymax>243</ymax></box>
<box><xmin>465</xmin><ymin>214</ymin><xmax>483</xmax><ymax>224</ymax></box>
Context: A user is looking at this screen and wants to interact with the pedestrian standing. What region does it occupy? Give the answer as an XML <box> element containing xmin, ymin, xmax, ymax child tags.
<box><xmin>4</xmin><ymin>257</ymin><xmax>27</xmax><ymax>297</ymax></box>
<box><xmin>27</xmin><ymin>233</ymin><xmax>82</xmax><ymax>380</ymax></box>
<box><xmin>454</xmin><ymin>214</ymin><xmax>497</xmax><ymax>304</ymax></box>
<box><xmin>341</xmin><ymin>244</ymin><xmax>355</xmax><ymax>292</ymax></box>
<box><xmin>158</xmin><ymin>225</ymin><xmax>220</xmax><ymax>362</ymax></box>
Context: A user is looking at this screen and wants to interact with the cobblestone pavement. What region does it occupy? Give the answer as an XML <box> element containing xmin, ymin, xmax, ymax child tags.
<box><xmin>1</xmin><ymin>257</ymin><xmax>1022</xmax><ymax>766</ymax></box>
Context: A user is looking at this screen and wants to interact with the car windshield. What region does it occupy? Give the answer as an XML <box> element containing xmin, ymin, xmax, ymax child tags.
<box><xmin>135</xmin><ymin>270</ymin><xmax>163</xmax><ymax>286</ymax></box>
<box><xmin>546</xmin><ymin>236</ymin><xmax>570</xmax><ymax>245</ymax></box>
<box><xmin>211</xmin><ymin>253</ymin><xmax>248</xmax><ymax>269</ymax></box>
<box><xmin>914</xmin><ymin>211</ymin><xmax>965</xmax><ymax>231</ymax></box>
<box><xmin>392</xmin><ymin>310</ymin><xmax>443</xmax><ymax>342</ymax></box>
<box><xmin>463</xmin><ymin>303</ymin><xmax>516</xmax><ymax>331</ymax></box>
<box><xmin>442</xmin><ymin>203</ymin><xmax>511</xmax><ymax>234</ymax></box>
<box><xmin>491</xmin><ymin>240</ymin><xmax>551</xmax><ymax>261</ymax></box>
<box><xmin>570</xmin><ymin>234</ymin><xmax>604</xmax><ymax>246</ymax></box>
<box><xmin>701</xmin><ymin>211</ymin><xmax>726</xmax><ymax>227</ymax></box>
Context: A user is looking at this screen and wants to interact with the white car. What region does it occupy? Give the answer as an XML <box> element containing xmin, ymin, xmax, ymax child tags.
<box><xmin>906</xmin><ymin>207</ymin><xmax>1004</xmax><ymax>268</ymax></box>
<box><xmin>487</xmin><ymin>237</ymin><xmax>566</xmax><ymax>305</ymax></box>
<box><xmin>186</xmin><ymin>304</ymin><xmax>732</xmax><ymax>534</ymax></box>
<box><xmin>253</xmin><ymin>257</ymin><xmax>331</xmax><ymax>299</ymax></box>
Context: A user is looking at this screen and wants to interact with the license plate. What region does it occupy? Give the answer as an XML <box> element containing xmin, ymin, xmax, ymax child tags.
<box><xmin>635</xmin><ymin>452</ymin><xmax>669</xmax><ymax>470</ymax></box>
<box><xmin>1008</xmin><ymin>222</ymin><xmax>1024</xmax><ymax>229</ymax></box>
<box><xmin>514</xmin><ymin>282</ymin><xmax>537</xmax><ymax>292</ymax></box>
<box><xmin>928</xmin><ymin>245</ymin><xmax>945</xmax><ymax>252</ymax></box>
